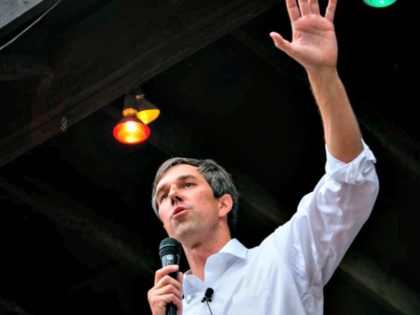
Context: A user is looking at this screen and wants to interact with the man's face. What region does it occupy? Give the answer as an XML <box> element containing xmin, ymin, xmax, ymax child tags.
<box><xmin>155</xmin><ymin>164</ymin><xmax>222</xmax><ymax>242</ymax></box>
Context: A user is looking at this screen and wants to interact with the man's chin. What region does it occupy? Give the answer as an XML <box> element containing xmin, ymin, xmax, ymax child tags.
<box><xmin>172</xmin><ymin>223</ymin><xmax>197</xmax><ymax>241</ymax></box>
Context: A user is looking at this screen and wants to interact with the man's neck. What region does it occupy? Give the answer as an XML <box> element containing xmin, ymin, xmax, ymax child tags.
<box><xmin>183</xmin><ymin>235</ymin><xmax>231</xmax><ymax>281</ymax></box>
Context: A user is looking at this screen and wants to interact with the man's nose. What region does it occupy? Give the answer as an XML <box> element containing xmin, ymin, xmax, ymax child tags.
<box><xmin>168</xmin><ymin>185</ymin><xmax>181</xmax><ymax>203</ymax></box>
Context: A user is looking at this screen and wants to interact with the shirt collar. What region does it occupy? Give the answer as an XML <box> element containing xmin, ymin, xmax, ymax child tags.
<box><xmin>183</xmin><ymin>238</ymin><xmax>248</xmax><ymax>278</ymax></box>
<box><xmin>184</xmin><ymin>238</ymin><xmax>248</xmax><ymax>278</ymax></box>
<box><xmin>218</xmin><ymin>238</ymin><xmax>248</xmax><ymax>259</ymax></box>
<box><xmin>183</xmin><ymin>238</ymin><xmax>248</xmax><ymax>300</ymax></box>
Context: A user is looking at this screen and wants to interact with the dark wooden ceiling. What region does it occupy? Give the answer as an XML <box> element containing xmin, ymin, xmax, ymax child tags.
<box><xmin>0</xmin><ymin>0</ymin><xmax>418</xmax><ymax>314</ymax></box>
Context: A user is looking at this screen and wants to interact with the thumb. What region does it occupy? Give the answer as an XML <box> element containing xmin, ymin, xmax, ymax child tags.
<box><xmin>269</xmin><ymin>32</ymin><xmax>291</xmax><ymax>53</ymax></box>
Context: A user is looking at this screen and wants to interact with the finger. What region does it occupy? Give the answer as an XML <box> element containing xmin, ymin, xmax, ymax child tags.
<box><xmin>147</xmin><ymin>274</ymin><xmax>183</xmax><ymax>314</ymax></box>
<box><xmin>286</xmin><ymin>0</ymin><xmax>301</xmax><ymax>23</ymax></box>
<box><xmin>166</xmin><ymin>292</ymin><xmax>183</xmax><ymax>311</ymax></box>
<box><xmin>270</xmin><ymin>32</ymin><xmax>296</xmax><ymax>60</ymax></box>
<box><xmin>270</xmin><ymin>32</ymin><xmax>291</xmax><ymax>52</ymax></box>
<box><xmin>156</xmin><ymin>274</ymin><xmax>182</xmax><ymax>293</ymax></box>
<box><xmin>325</xmin><ymin>0</ymin><xmax>337</xmax><ymax>22</ymax></box>
<box><xmin>147</xmin><ymin>284</ymin><xmax>182</xmax><ymax>311</ymax></box>
<box><xmin>178</xmin><ymin>271</ymin><xmax>184</xmax><ymax>285</ymax></box>
<box><xmin>298</xmin><ymin>0</ymin><xmax>311</xmax><ymax>16</ymax></box>
<box><xmin>152</xmin><ymin>291</ymin><xmax>182</xmax><ymax>309</ymax></box>
<box><xmin>309</xmin><ymin>0</ymin><xmax>320</xmax><ymax>15</ymax></box>
<box><xmin>154</xmin><ymin>264</ymin><xmax>179</xmax><ymax>284</ymax></box>
<box><xmin>156</xmin><ymin>278</ymin><xmax>183</xmax><ymax>300</ymax></box>
<box><xmin>151</xmin><ymin>276</ymin><xmax>183</xmax><ymax>307</ymax></box>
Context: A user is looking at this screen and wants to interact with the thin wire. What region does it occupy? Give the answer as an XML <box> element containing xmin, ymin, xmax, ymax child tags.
<box><xmin>205</xmin><ymin>301</ymin><xmax>214</xmax><ymax>315</ymax></box>
<box><xmin>0</xmin><ymin>0</ymin><xmax>62</xmax><ymax>51</ymax></box>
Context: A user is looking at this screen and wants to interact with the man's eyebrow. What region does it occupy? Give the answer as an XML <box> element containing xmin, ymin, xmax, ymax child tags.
<box><xmin>156</xmin><ymin>174</ymin><xmax>198</xmax><ymax>197</ymax></box>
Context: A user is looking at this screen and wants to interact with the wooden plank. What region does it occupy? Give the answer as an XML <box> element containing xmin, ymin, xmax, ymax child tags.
<box><xmin>341</xmin><ymin>251</ymin><xmax>420</xmax><ymax>315</ymax></box>
<box><xmin>0</xmin><ymin>0</ymin><xmax>54</xmax><ymax>40</ymax></box>
<box><xmin>0</xmin><ymin>0</ymin><xmax>43</xmax><ymax>30</ymax></box>
<box><xmin>0</xmin><ymin>176</ymin><xmax>156</xmax><ymax>276</ymax></box>
<box><xmin>0</xmin><ymin>298</ymin><xmax>33</xmax><ymax>315</ymax></box>
<box><xmin>0</xmin><ymin>54</ymin><xmax>50</xmax><ymax>79</ymax></box>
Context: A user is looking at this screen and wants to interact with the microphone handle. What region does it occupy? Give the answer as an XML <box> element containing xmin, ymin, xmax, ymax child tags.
<box><xmin>166</xmin><ymin>303</ymin><xmax>177</xmax><ymax>315</ymax></box>
<box><xmin>162</xmin><ymin>254</ymin><xmax>180</xmax><ymax>280</ymax></box>
<box><xmin>162</xmin><ymin>254</ymin><xmax>180</xmax><ymax>315</ymax></box>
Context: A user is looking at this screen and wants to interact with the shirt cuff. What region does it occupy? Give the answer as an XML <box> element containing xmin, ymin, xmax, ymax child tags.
<box><xmin>325</xmin><ymin>139</ymin><xmax>377</xmax><ymax>184</ymax></box>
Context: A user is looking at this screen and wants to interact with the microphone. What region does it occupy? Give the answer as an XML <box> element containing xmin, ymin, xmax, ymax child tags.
<box><xmin>159</xmin><ymin>237</ymin><xmax>182</xmax><ymax>315</ymax></box>
<box><xmin>201</xmin><ymin>288</ymin><xmax>214</xmax><ymax>303</ymax></box>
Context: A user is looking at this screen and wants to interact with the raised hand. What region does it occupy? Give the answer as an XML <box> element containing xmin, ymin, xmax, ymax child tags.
<box><xmin>270</xmin><ymin>0</ymin><xmax>338</xmax><ymax>71</ymax></box>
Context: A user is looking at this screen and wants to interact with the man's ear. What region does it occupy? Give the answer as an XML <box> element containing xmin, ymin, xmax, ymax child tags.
<box><xmin>218</xmin><ymin>193</ymin><xmax>233</xmax><ymax>218</ymax></box>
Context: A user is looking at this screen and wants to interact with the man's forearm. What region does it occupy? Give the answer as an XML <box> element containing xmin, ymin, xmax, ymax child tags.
<box><xmin>308</xmin><ymin>68</ymin><xmax>363</xmax><ymax>162</ymax></box>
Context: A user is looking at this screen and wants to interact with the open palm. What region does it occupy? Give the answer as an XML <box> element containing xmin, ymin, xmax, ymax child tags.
<box><xmin>270</xmin><ymin>0</ymin><xmax>338</xmax><ymax>71</ymax></box>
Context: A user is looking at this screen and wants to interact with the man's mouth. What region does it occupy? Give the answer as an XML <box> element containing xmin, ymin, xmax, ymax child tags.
<box><xmin>172</xmin><ymin>206</ymin><xmax>188</xmax><ymax>218</ymax></box>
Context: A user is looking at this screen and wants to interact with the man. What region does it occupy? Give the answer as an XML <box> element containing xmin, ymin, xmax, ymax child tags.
<box><xmin>147</xmin><ymin>0</ymin><xmax>379</xmax><ymax>314</ymax></box>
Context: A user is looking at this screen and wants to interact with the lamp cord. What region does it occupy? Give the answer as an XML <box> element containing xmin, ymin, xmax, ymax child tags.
<box><xmin>0</xmin><ymin>0</ymin><xmax>62</xmax><ymax>51</ymax></box>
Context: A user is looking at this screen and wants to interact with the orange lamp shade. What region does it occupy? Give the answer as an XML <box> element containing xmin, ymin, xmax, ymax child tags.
<box><xmin>113</xmin><ymin>117</ymin><xmax>151</xmax><ymax>144</ymax></box>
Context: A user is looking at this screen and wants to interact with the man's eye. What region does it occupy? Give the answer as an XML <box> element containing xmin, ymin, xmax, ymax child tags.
<box><xmin>184</xmin><ymin>182</ymin><xmax>193</xmax><ymax>187</ymax></box>
<box><xmin>160</xmin><ymin>193</ymin><xmax>168</xmax><ymax>202</ymax></box>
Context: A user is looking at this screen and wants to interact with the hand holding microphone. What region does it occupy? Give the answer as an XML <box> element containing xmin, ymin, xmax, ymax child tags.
<box><xmin>147</xmin><ymin>237</ymin><xmax>183</xmax><ymax>315</ymax></box>
<box><xmin>159</xmin><ymin>237</ymin><xmax>182</xmax><ymax>315</ymax></box>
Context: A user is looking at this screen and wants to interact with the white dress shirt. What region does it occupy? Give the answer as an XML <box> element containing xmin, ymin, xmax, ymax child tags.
<box><xmin>182</xmin><ymin>140</ymin><xmax>379</xmax><ymax>314</ymax></box>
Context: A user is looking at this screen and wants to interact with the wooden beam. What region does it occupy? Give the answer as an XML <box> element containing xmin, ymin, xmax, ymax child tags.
<box><xmin>0</xmin><ymin>297</ymin><xmax>33</xmax><ymax>315</ymax></box>
<box><xmin>357</xmin><ymin>105</ymin><xmax>420</xmax><ymax>181</ymax></box>
<box><xmin>0</xmin><ymin>54</ymin><xmax>50</xmax><ymax>80</ymax></box>
<box><xmin>0</xmin><ymin>176</ymin><xmax>156</xmax><ymax>277</ymax></box>
<box><xmin>0</xmin><ymin>0</ymin><xmax>279</xmax><ymax>167</ymax></box>
<box><xmin>0</xmin><ymin>0</ymin><xmax>56</xmax><ymax>41</ymax></box>
<box><xmin>341</xmin><ymin>250</ymin><xmax>420</xmax><ymax>315</ymax></box>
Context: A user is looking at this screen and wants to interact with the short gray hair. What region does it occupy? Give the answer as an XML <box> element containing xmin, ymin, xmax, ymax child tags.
<box><xmin>151</xmin><ymin>157</ymin><xmax>239</xmax><ymax>232</ymax></box>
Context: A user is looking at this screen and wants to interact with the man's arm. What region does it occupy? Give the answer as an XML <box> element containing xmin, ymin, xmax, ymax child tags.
<box><xmin>270</xmin><ymin>0</ymin><xmax>362</xmax><ymax>162</ymax></box>
<box><xmin>308</xmin><ymin>69</ymin><xmax>362</xmax><ymax>162</ymax></box>
<box><xmin>269</xmin><ymin>0</ymin><xmax>379</xmax><ymax>289</ymax></box>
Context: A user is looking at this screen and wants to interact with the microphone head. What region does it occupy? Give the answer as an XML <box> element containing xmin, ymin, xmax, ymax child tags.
<box><xmin>202</xmin><ymin>287</ymin><xmax>214</xmax><ymax>303</ymax></box>
<box><xmin>205</xmin><ymin>288</ymin><xmax>214</xmax><ymax>297</ymax></box>
<box><xmin>159</xmin><ymin>237</ymin><xmax>181</xmax><ymax>259</ymax></box>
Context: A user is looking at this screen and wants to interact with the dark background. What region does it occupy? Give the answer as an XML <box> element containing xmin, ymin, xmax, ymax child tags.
<box><xmin>0</xmin><ymin>0</ymin><xmax>418</xmax><ymax>314</ymax></box>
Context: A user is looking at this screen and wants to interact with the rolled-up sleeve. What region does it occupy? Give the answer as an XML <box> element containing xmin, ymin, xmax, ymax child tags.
<box><xmin>325</xmin><ymin>139</ymin><xmax>378</xmax><ymax>185</ymax></box>
<box><xmin>279</xmin><ymin>139</ymin><xmax>379</xmax><ymax>289</ymax></box>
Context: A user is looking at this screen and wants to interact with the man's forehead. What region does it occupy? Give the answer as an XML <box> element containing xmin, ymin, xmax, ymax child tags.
<box><xmin>157</xmin><ymin>164</ymin><xmax>201</xmax><ymax>187</ymax></box>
